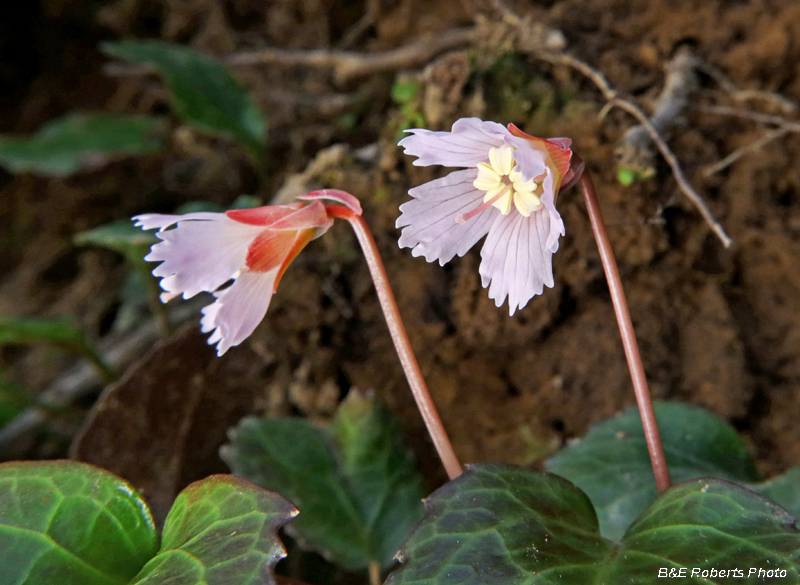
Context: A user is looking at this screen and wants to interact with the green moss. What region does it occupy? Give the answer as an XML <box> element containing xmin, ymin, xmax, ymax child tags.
<box><xmin>473</xmin><ymin>52</ymin><xmax>581</xmax><ymax>131</ymax></box>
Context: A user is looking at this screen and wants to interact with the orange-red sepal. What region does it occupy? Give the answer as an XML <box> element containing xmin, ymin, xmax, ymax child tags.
<box><xmin>246</xmin><ymin>228</ymin><xmax>317</xmax><ymax>291</ymax></box>
<box><xmin>507</xmin><ymin>123</ymin><xmax>572</xmax><ymax>178</ymax></box>
<box><xmin>226</xmin><ymin>204</ymin><xmax>304</xmax><ymax>226</ymax></box>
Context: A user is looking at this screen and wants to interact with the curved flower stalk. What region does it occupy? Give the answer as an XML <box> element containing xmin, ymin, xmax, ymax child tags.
<box><xmin>135</xmin><ymin>188</ymin><xmax>463</xmax><ymax>478</ymax></box>
<box><xmin>134</xmin><ymin>190</ymin><xmax>361</xmax><ymax>355</ymax></box>
<box><xmin>397</xmin><ymin>118</ymin><xmax>581</xmax><ymax>315</ymax></box>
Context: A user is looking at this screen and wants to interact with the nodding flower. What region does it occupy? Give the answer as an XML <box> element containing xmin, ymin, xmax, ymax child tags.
<box><xmin>134</xmin><ymin>190</ymin><xmax>361</xmax><ymax>355</ymax></box>
<box><xmin>397</xmin><ymin>118</ymin><xmax>581</xmax><ymax>315</ymax></box>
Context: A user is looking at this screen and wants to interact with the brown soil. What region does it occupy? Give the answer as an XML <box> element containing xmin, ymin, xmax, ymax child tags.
<box><xmin>2</xmin><ymin>0</ymin><xmax>800</xmax><ymax>498</ymax></box>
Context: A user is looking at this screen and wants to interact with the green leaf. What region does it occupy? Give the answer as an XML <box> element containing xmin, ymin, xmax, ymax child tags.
<box><xmin>229</xmin><ymin>194</ymin><xmax>262</xmax><ymax>210</ymax></box>
<box><xmin>76</xmin><ymin>196</ymin><xmax>261</xmax><ymax>256</ymax></box>
<box><xmin>102</xmin><ymin>40</ymin><xmax>267</xmax><ymax>161</ymax></box>
<box><xmin>617</xmin><ymin>167</ymin><xmax>635</xmax><ymax>186</ymax></box>
<box><xmin>0</xmin><ymin>113</ymin><xmax>167</xmax><ymax>176</ymax></box>
<box><xmin>74</xmin><ymin>220</ymin><xmax>158</xmax><ymax>256</ymax></box>
<box><xmin>75</xmin><ymin>219</ymin><xmax>171</xmax><ymax>337</ymax></box>
<box><xmin>0</xmin><ymin>315</ymin><xmax>114</xmax><ymax>381</ymax></box>
<box><xmin>222</xmin><ymin>391</ymin><xmax>426</xmax><ymax>570</ymax></box>
<box><xmin>544</xmin><ymin>401</ymin><xmax>760</xmax><ymax>541</ymax></box>
<box><xmin>0</xmin><ymin>375</ymin><xmax>31</xmax><ymax>427</ymax></box>
<box><xmin>388</xmin><ymin>464</ymin><xmax>800</xmax><ymax>585</ymax></box>
<box><xmin>0</xmin><ymin>460</ymin><xmax>158</xmax><ymax>585</ymax></box>
<box><xmin>616</xmin><ymin>479</ymin><xmax>800</xmax><ymax>582</ymax></box>
<box><xmin>617</xmin><ymin>165</ymin><xmax>655</xmax><ymax>185</ymax></box>
<box><xmin>751</xmin><ymin>467</ymin><xmax>800</xmax><ymax>520</ymax></box>
<box><xmin>329</xmin><ymin>392</ymin><xmax>427</xmax><ymax>567</ymax></box>
<box><xmin>174</xmin><ymin>201</ymin><xmax>224</xmax><ymax>214</ymax></box>
<box><xmin>173</xmin><ymin>194</ymin><xmax>262</xmax><ymax>215</ymax></box>
<box><xmin>0</xmin><ymin>315</ymin><xmax>89</xmax><ymax>348</ymax></box>
<box><xmin>391</xmin><ymin>80</ymin><xmax>421</xmax><ymax>105</ymax></box>
<box><xmin>130</xmin><ymin>475</ymin><xmax>296</xmax><ymax>585</ymax></box>
<box><xmin>224</xmin><ymin>418</ymin><xmax>366</xmax><ymax>566</ymax></box>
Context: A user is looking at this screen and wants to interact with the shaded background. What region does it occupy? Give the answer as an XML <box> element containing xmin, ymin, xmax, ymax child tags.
<box><xmin>1</xmin><ymin>0</ymin><xmax>800</xmax><ymax>512</ymax></box>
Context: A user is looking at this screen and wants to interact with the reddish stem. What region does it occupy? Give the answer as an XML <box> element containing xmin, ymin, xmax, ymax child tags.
<box><xmin>348</xmin><ymin>214</ymin><xmax>463</xmax><ymax>480</ymax></box>
<box><xmin>576</xmin><ymin>159</ymin><xmax>671</xmax><ymax>492</ymax></box>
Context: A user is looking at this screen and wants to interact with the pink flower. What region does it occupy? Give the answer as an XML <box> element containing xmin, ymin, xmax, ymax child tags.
<box><xmin>134</xmin><ymin>190</ymin><xmax>361</xmax><ymax>355</ymax></box>
<box><xmin>397</xmin><ymin>118</ymin><xmax>577</xmax><ymax>315</ymax></box>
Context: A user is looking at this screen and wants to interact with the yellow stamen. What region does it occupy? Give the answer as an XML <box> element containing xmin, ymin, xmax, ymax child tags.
<box><xmin>473</xmin><ymin>145</ymin><xmax>542</xmax><ymax>216</ymax></box>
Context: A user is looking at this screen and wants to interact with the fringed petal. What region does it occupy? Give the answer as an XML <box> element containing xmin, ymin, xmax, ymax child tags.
<box><xmin>395</xmin><ymin>118</ymin><xmax>571</xmax><ymax>315</ymax></box>
<box><xmin>547</xmin><ymin>137</ymin><xmax>573</xmax><ymax>151</ymax></box>
<box><xmin>145</xmin><ymin>215</ymin><xmax>265</xmax><ymax>299</ymax></box>
<box><xmin>132</xmin><ymin>211</ymin><xmax>224</xmax><ymax>231</ymax></box>
<box><xmin>504</xmin><ymin>135</ymin><xmax>548</xmax><ymax>183</ymax></box>
<box><xmin>135</xmin><ymin>196</ymin><xmax>353</xmax><ymax>355</ymax></box>
<box><xmin>540</xmin><ymin>169</ymin><xmax>566</xmax><ymax>252</ymax></box>
<box><xmin>399</xmin><ymin>118</ymin><xmax>509</xmax><ymax>168</ymax></box>
<box><xmin>479</xmin><ymin>209</ymin><xmax>555</xmax><ymax>316</ymax></box>
<box><xmin>200</xmin><ymin>269</ymin><xmax>279</xmax><ymax>355</ymax></box>
<box><xmin>507</xmin><ymin>124</ymin><xmax>573</xmax><ymax>179</ymax></box>
<box><xmin>397</xmin><ymin>169</ymin><xmax>496</xmax><ymax>265</ymax></box>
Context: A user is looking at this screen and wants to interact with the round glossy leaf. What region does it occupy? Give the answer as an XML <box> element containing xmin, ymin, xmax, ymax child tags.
<box><xmin>222</xmin><ymin>392</ymin><xmax>425</xmax><ymax>569</ymax></box>
<box><xmin>0</xmin><ymin>460</ymin><xmax>158</xmax><ymax>585</ymax></box>
<box><xmin>388</xmin><ymin>464</ymin><xmax>800</xmax><ymax>585</ymax></box>
<box><xmin>131</xmin><ymin>475</ymin><xmax>296</xmax><ymax>585</ymax></box>
<box><xmin>545</xmin><ymin>401</ymin><xmax>760</xmax><ymax>540</ymax></box>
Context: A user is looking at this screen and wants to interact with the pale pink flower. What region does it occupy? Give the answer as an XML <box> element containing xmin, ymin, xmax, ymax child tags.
<box><xmin>397</xmin><ymin>118</ymin><xmax>577</xmax><ymax>315</ymax></box>
<box><xmin>134</xmin><ymin>190</ymin><xmax>361</xmax><ymax>355</ymax></box>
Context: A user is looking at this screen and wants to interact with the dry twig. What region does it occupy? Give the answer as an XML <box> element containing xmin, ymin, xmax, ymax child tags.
<box><xmin>105</xmin><ymin>28</ymin><xmax>477</xmax><ymax>85</ymax></box>
<box><xmin>533</xmin><ymin>51</ymin><xmax>733</xmax><ymax>248</ymax></box>
<box><xmin>104</xmin><ymin>8</ymin><xmax>737</xmax><ymax>247</ymax></box>
<box><xmin>695</xmin><ymin>104</ymin><xmax>800</xmax><ymax>129</ymax></box>
<box><xmin>337</xmin><ymin>0</ymin><xmax>382</xmax><ymax>49</ymax></box>
<box><xmin>703</xmin><ymin>127</ymin><xmax>792</xmax><ymax>177</ymax></box>
<box><xmin>698</xmin><ymin>62</ymin><xmax>797</xmax><ymax>114</ymax></box>
<box><xmin>693</xmin><ymin>104</ymin><xmax>800</xmax><ymax>176</ymax></box>
<box><xmin>616</xmin><ymin>47</ymin><xmax>699</xmax><ymax>179</ymax></box>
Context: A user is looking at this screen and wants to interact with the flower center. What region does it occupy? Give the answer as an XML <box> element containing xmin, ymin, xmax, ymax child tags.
<box><xmin>472</xmin><ymin>145</ymin><xmax>542</xmax><ymax>217</ymax></box>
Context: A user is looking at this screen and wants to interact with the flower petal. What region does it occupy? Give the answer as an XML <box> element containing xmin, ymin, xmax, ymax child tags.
<box><xmin>200</xmin><ymin>268</ymin><xmax>279</xmax><ymax>355</ymax></box>
<box><xmin>504</xmin><ymin>135</ymin><xmax>548</xmax><ymax>183</ymax></box>
<box><xmin>399</xmin><ymin>118</ymin><xmax>509</xmax><ymax>168</ymax></box>
<box><xmin>246</xmin><ymin>226</ymin><xmax>316</xmax><ymax>292</ymax></box>
<box><xmin>507</xmin><ymin>124</ymin><xmax>573</xmax><ymax>179</ymax></box>
<box><xmin>132</xmin><ymin>212</ymin><xmax>223</xmax><ymax>231</ymax></box>
<box><xmin>540</xmin><ymin>168</ymin><xmax>566</xmax><ymax>252</ymax></box>
<box><xmin>547</xmin><ymin>137</ymin><xmax>573</xmax><ymax>151</ymax></box>
<box><xmin>245</xmin><ymin>229</ymin><xmax>300</xmax><ymax>273</ymax></box>
<box><xmin>479</xmin><ymin>209</ymin><xmax>555</xmax><ymax>316</ymax></box>
<box><xmin>145</xmin><ymin>214</ymin><xmax>265</xmax><ymax>299</ymax></box>
<box><xmin>397</xmin><ymin>169</ymin><xmax>496</xmax><ymax>265</ymax></box>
